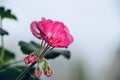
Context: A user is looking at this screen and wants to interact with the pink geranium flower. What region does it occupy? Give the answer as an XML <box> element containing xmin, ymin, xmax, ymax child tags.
<box><xmin>30</xmin><ymin>17</ymin><xmax>73</xmax><ymax>48</ymax></box>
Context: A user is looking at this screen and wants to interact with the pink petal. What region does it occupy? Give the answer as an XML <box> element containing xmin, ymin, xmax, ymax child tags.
<box><xmin>30</xmin><ymin>21</ymin><xmax>41</xmax><ymax>39</ymax></box>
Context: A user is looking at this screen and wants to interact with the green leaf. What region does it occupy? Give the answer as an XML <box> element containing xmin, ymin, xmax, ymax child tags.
<box><xmin>19</xmin><ymin>41</ymin><xmax>71</xmax><ymax>59</ymax></box>
<box><xmin>0</xmin><ymin>28</ymin><xmax>9</xmax><ymax>36</ymax></box>
<box><xmin>0</xmin><ymin>7</ymin><xmax>17</xmax><ymax>20</ymax></box>
<box><xmin>19</xmin><ymin>41</ymin><xmax>38</xmax><ymax>55</ymax></box>
<box><xmin>30</xmin><ymin>41</ymin><xmax>41</xmax><ymax>48</ymax></box>
<box><xmin>0</xmin><ymin>47</ymin><xmax>15</xmax><ymax>64</ymax></box>
<box><xmin>0</xmin><ymin>7</ymin><xmax>5</xmax><ymax>16</ymax></box>
<box><xmin>0</xmin><ymin>67</ymin><xmax>40</xmax><ymax>80</ymax></box>
<box><xmin>45</xmin><ymin>50</ymin><xmax>71</xmax><ymax>59</ymax></box>
<box><xmin>3</xmin><ymin>9</ymin><xmax>17</xmax><ymax>20</ymax></box>
<box><xmin>0</xmin><ymin>68</ymin><xmax>20</xmax><ymax>80</ymax></box>
<box><xmin>30</xmin><ymin>41</ymin><xmax>71</xmax><ymax>59</ymax></box>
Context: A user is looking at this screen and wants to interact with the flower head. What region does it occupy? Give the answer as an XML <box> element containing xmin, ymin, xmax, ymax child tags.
<box><xmin>30</xmin><ymin>17</ymin><xmax>73</xmax><ymax>48</ymax></box>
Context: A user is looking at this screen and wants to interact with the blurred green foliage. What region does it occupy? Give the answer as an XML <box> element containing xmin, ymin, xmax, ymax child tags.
<box><xmin>0</xmin><ymin>66</ymin><xmax>40</xmax><ymax>80</ymax></box>
<box><xmin>0</xmin><ymin>28</ymin><xmax>8</xmax><ymax>36</ymax></box>
<box><xmin>0</xmin><ymin>47</ymin><xmax>15</xmax><ymax>64</ymax></box>
<box><xmin>0</xmin><ymin>7</ymin><xmax>17</xmax><ymax>20</ymax></box>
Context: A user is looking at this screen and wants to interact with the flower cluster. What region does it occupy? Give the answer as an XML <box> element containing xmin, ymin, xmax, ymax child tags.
<box><xmin>24</xmin><ymin>17</ymin><xmax>73</xmax><ymax>78</ymax></box>
<box><xmin>24</xmin><ymin>55</ymin><xmax>52</xmax><ymax>78</ymax></box>
<box><xmin>30</xmin><ymin>17</ymin><xmax>73</xmax><ymax>48</ymax></box>
<box><xmin>24</xmin><ymin>55</ymin><xmax>36</xmax><ymax>65</ymax></box>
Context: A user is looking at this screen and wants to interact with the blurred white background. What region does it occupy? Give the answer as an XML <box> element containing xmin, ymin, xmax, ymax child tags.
<box><xmin>0</xmin><ymin>0</ymin><xmax>120</xmax><ymax>80</ymax></box>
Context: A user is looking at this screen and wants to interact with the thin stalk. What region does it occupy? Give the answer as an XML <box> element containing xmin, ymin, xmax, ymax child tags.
<box><xmin>0</xmin><ymin>60</ymin><xmax>23</xmax><ymax>69</ymax></box>
<box><xmin>6</xmin><ymin>60</ymin><xmax>23</xmax><ymax>66</ymax></box>
<box><xmin>0</xmin><ymin>15</ymin><xmax>5</xmax><ymax>63</ymax></box>
<box><xmin>1</xmin><ymin>37</ymin><xmax>4</xmax><ymax>63</ymax></box>
<box><xmin>42</xmin><ymin>47</ymin><xmax>54</xmax><ymax>58</ymax></box>
<box><xmin>42</xmin><ymin>44</ymin><xmax>50</xmax><ymax>54</ymax></box>
<box><xmin>39</xmin><ymin>44</ymin><xmax>50</xmax><ymax>58</ymax></box>
<box><xmin>40</xmin><ymin>40</ymin><xmax>44</xmax><ymax>49</ymax></box>
<box><xmin>42</xmin><ymin>58</ymin><xmax>47</xmax><ymax>63</ymax></box>
<box><xmin>0</xmin><ymin>16</ymin><xmax>2</xmax><ymax>28</ymax></box>
<box><xmin>16</xmin><ymin>62</ymin><xmax>36</xmax><ymax>80</ymax></box>
<box><xmin>38</xmin><ymin>41</ymin><xmax>46</xmax><ymax>56</ymax></box>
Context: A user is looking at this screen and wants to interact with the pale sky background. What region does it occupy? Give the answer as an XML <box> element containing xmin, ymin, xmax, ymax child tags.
<box><xmin>0</xmin><ymin>0</ymin><xmax>120</xmax><ymax>80</ymax></box>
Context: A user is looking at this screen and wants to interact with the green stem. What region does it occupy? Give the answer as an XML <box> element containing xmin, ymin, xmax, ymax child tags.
<box><xmin>39</xmin><ymin>44</ymin><xmax>50</xmax><ymax>58</ymax></box>
<box><xmin>1</xmin><ymin>36</ymin><xmax>4</xmax><ymax>63</ymax></box>
<box><xmin>0</xmin><ymin>15</ymin><xmax>5</xmax><ymax>64</ymax></box>
<box><xmin>42</xmin><ymin>47</ymin><xmax>54</xmax><ymax>58</ymax></box>
<box><xmin>0</xmin><ymin>16</ymin><xmax>2</xmax><ymax>28</ymax></box>
<box><xmin>38</xmin><ymin>41</ymin><xmax>46</xmax><ymax>57</ymax></box>
<box><xmin>0</xmin><ymin>60</ymin><xmax>23</xmax><ymax>69</ymax></box>
<box><xmin>38</xmin><ymin>40</ymin><xmax>44</xmax><ymax>55</ymax></box>
<box><xmin>16</xmin><ymin>62</ymin><xmax>36</xmax><ymax>80</ymax></box>
<box><xmin>40</xmin><ymin>40</ymin><xmax>44</xmax><ymax>49</ymax></box>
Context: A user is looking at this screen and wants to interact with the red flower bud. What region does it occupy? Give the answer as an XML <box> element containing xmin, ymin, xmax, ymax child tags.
<box><xmin>28</xmin><ymin>55</ymin><xmax>36</xmax><ymax>63</ymax></box>
<box><xmin>24</xmin><ymin>57</ymin><xmax>30</xmax><ymax>65</ymax></box>
<box><xmin>45</xmin><ymin>69</ymin><xmax>52</xmax><ymax>77</ymax></box>
<box><xmin>34</xmin><ymin>69</ymin><xmax>42</xmax><ymax>78</ymax></box>
<box><xmin>43</xmin><ymin>66</ymin><xmax>53</xmax><ymax>77</ymax></box>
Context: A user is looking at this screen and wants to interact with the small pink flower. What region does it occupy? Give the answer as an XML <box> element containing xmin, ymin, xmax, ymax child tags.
<box><xmin>34</xmin><ymin>69</ymin><xmax>42</xmax><ymax>78</ymax></box>
<box><xmin>30</xmin><ymin>17</ymin><xmax>74</xmax><ymax>48</ymax></box>
<box><xmin>24</xmin><ymin>57</ymin><xmax>30</xmax><ymax>65</ymax></box>
<box><xmin>28</xmin><ymin>55</ymin><xmax>36</xmax><ymax>63</ymax></box>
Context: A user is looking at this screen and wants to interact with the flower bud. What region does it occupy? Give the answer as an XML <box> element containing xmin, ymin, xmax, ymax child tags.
<box><xmin>45</xmin><ymin>69</ymin><xmax>52</xmax><ymax>77</ymax></box>
<box><xmin>24</xmin><ymin>57</ymin><xmax>30</xmax><ymax>65</ymax></box>
<box><xmin>34</xmin><ymin>69</ymin><xmax>42</xmax><ymax>78</ymax></box>
<box><xmin>28</xmin><ymin>55</ymin><xmax>36</xmax><ymax>63</ymax></box>
<box><xmin>42</xmin><ymin>65</ymin><xmax>53</xmax><ymax>77</ymax></box>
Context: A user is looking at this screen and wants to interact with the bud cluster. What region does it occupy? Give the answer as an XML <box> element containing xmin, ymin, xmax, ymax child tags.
<box><xmin>24</xmin><ymin>55</ymin><xmax>36</xmax><ymax>65</ymax></box>
<box><xmin>24</xmin><ymin>55</ymin><xmax>52</xmax><ymax>78</ymax></box>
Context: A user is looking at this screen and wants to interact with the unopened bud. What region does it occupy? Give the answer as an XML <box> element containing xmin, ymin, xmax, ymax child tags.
<box><xmin>45</xmin><ymin>69</ymin><xmax>52</xmax><ymax>77</ymax></box>
<box><xmin>28</xmin><ymin>55</ymin><xmax>36</xmax><ymax>63</ymax></box>
<box><xmin>43</xmin><ymin>65</ymin><xmax>53</xmax><ymax>77</ymax></box>
<box><xmin>24</xmin><ymin>57</ymin><xmax>30</xmax><ymax>65</ymax></box>
<box><xmin>34</xmin><ymin>69</ymin><xmax>42</xmax><ymax>78</ymax></box>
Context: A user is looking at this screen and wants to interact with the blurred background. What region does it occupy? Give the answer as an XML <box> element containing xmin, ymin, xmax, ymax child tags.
<box><xmin>0</xmin><ymin>0</ymin><xmax>120</xmax><ymax>80</ymax></box>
